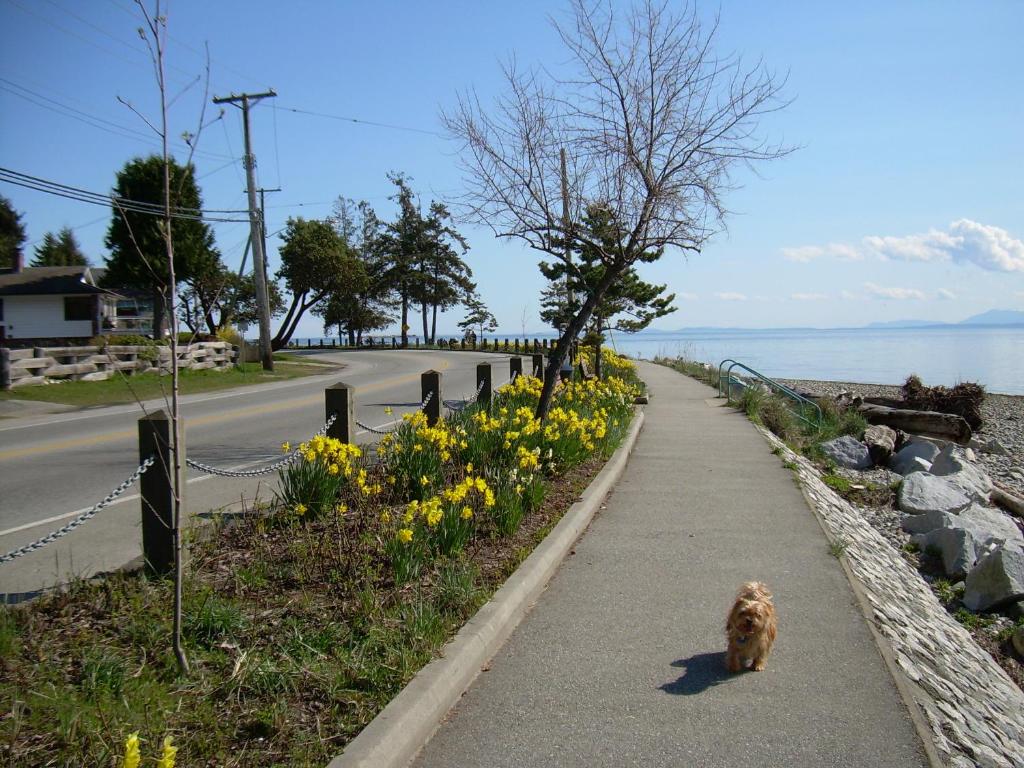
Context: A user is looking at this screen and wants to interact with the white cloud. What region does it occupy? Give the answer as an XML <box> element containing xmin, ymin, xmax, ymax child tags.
<box><xmin>936</xmin><ymin>288</ymin><xmax>956</xmax><ymax>300</ymax></box>
<box><xmin>782</xmin><ymin>245</ymin><xmax>824</xmax><ymax>263</ymax></box>
<box><xmin>791</xmin><ymin>292</ymin><xmax>829</xmax><ymax>301</ymax></box>
<box><xmin>781</xmin><ymin>243</ymin><xmax>862</xmax><ymax>262</ymax></box>
<box><xmin>864</xmin><ymin>282</ymin><xmax>926</xmax><ymax>301</ymax></box>
<box><xmin>715</xmin><ymin>292</ymin><xmax>747</xmax><ymax>301</ymax></box>
<box><xmin>840</xmin><ymin>290</ymin><xmax>860</xmax><ymax>301</ymax></box>
<box><xmin>864</xmin><ymin>219</ymin><xmax>1024</xmax><ymax>272</ymax></box>
<box><xmin>680</xmin><ymin>292</ymin><xmax>699</xmax><ymax>301</ymax></box>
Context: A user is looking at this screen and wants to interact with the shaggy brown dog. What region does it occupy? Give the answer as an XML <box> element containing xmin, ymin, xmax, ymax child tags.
<box><xmin>725</xmin><ymin>581</ymin><xmax>778</xmax><ymax>672</ymax></box>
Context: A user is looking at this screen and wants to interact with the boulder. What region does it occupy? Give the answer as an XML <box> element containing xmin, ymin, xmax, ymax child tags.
<box><xmin>897</xmin><ymin>473</ymin><xmax>972</xmax><ymax>516</ymax></box>
<box><xmin>1014</xmin><ymin>625</ymin><xmax>1024</xmax><ymax>657</ymax></box>
<box><xmin>913</xmin><ymin>526</ymin><xmax>990</xmax><ymax>579</ymax></box>
<box><xmin>907</xmin><ymin>505</ymin><xmax>1023</xmax><ymax>578</ymax></box>
<box><xmin>901</xmin><ymin>509</ymin><xmax>960</xmax><ymax>535</ymax></box>
<box><xmin>960</xmin><ymin>505</ymin><xmax>1024</xmax><ymax>546</ymax></box>
<box><xmin>907</xmin><ymin>457</ymin><xmax>933</xmax><ymax>475</ymax></box>
<box><xmin>964</xmin><ymin>544</ymin><xmax>1024</xmax><ymax>611</ymax></box>
<box><xmin>930</xmin><ymin>445</ymin><xmax>993</xmax><ymax>503</ymax></box>
<box><xmin>863</xmin><ymin>425</ymin><xmax>897</xmax><ymax>465</ymax></box>
<box><xmin>820</xmin><ymin>435</ymin><xmax>872</xmax><ymax>470</ymax></box>
<box><xmin>889</xmin><ymin>440</ymin><xmax>940</xmax><ymax>475</ymax></box>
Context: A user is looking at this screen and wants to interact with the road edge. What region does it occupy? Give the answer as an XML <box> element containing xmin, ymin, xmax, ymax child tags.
<box><xmin>327</xmin><ymin>407</ymin><xmax>645</xmax><ymax>768</ymax></box>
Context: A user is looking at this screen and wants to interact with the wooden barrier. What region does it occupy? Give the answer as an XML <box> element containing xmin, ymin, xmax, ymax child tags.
<box><xmin>2</xmin><ymin>341</ymin><xmax>238</xmax><ymax>390</ymax></box>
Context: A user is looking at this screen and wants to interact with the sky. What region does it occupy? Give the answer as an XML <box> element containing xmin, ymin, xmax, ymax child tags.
<box><xmin>1</xmin><ymin>0</ymin><xmax>1022</xmax><ymax>336</ymax></box>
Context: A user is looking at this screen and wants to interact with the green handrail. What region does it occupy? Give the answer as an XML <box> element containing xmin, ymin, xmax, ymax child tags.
<box><xmin>717</xmin><ymin>359</ymin><xmax>822</xmax><ymax>428</ymax></box>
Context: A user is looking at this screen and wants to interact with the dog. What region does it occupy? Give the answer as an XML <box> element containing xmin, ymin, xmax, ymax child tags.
<box><xmin>725</xmin><ymin>581</ymin><xmax>777</xmax><ymax>672</ymax></box>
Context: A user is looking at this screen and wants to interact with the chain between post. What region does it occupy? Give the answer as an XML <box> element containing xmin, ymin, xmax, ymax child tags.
<box><xmin>185</xmin><ymin>414</ymin><xmax>337</xmax><ymax>478</ymax></box>
<box><xmin>1</xmin><ymin>456</ymin><xmax>156</xmax><ymax>564</ymax></box>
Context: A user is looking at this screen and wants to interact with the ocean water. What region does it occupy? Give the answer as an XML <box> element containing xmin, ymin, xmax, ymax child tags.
<box><xmin>605</xmin><ymin>325</ymin><xmax>1024</xmax><ymax>395</ymax></box>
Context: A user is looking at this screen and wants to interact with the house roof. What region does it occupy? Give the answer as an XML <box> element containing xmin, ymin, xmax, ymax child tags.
<box><xmin>0</xmin><ymin>266</ymin><xmax>112</xmax><ymax>296</ymax></box>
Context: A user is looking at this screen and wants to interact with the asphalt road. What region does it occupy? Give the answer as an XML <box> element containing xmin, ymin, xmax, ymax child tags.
<box><xmin>0</xmin><ymin>349</ymin><xmax>516</xmax><ymax>598</ymax></box>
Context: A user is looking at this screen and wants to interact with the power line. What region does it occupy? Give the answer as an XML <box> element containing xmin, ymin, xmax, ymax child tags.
<box><xmin>0</xmin><ymin>167</ymin><xmax>250</xmax><ymax>223</ymax></box>
<box><xmin>0</xmin><ymin>77</ymin><xmax>236</xmax><ymax>162</ymax></box>
<box><xmin>276</xmin><ymin>104</ymin><xmax>444</xmax><ymax>137</ymax></box>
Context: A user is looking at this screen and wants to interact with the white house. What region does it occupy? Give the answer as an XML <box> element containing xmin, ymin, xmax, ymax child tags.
<box><xmin>0</xmin><ymin>264</ymin><xmax>118</xmax><ymax>343</ymax></box>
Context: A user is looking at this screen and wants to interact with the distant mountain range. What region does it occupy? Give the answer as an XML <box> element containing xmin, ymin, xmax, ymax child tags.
<box><xmin>865</xmin><ymin>309</ymin><xmax>1024</xmax><ymax>329</ymax></box>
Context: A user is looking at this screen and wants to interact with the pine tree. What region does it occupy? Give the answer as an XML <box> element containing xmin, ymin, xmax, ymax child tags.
<box><xmin>0</xmin><ymin>195</ymin><xmax>26</xmax><ymax>270</ymax></box>
<box><xmin>102</xmin><ymin>155</ymin><xmax>222</xmax><ymax>336</ymax></box>
<box><xmin>31</xmin><ymin>227</ymin><xmax>90</xmax><ymax>267</ymax></box>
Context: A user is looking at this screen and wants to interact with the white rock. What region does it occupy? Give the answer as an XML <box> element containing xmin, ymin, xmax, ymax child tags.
<box><xmin>898</xmin><ymin>473</ymin><xmax>973</xmax><ymax>516</ymax></box>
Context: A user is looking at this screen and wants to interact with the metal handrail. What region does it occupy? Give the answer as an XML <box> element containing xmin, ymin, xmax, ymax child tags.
<box><xmin>717</xmin><ymin>359</ymin><xmax>823</xmax><ymax>427</ymax></box>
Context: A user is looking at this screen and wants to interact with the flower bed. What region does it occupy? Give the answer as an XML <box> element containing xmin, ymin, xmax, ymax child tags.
<box><xmin>0</xmin><ymin>358</ymin><xmax>641</xmax><ymax>767</ymax></box>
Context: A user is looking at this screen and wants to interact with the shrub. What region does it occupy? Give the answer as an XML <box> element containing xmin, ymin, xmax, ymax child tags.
<box><xmin>901</xmin><ymin>374</ymin><xmax>985</xmax><ymax>430</ymax></box>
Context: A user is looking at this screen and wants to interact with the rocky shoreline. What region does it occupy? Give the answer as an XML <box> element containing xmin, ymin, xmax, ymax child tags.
<box><xmin>777</xmin><ymin>378</ymin><xmax>1024</xmax><ymax>501</ymax></box>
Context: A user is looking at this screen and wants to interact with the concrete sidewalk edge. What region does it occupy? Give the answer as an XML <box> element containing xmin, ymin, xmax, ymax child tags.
<box><xmin>754</xmin><ymin>423</ymin><xmax>944</xmax><ymax>768</ymax></box>
<box><xmin>327</xmin><ymin>408</ymin><xmax>646</xmax><ymax>768</ymax></box>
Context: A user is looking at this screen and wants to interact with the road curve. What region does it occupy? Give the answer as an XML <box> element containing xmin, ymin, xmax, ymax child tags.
<box><xmin>0</xmin><ymin>349</ymin><xmax>518</xmax><ymax>598</ymax></box>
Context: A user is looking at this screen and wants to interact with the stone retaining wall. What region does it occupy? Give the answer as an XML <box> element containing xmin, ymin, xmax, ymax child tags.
<box><xmin>759</xmin><ymin>426</ymin><xmax>1024</xmax><ymax>767</ymax></box>
<box><xmin>0</xmin><ymin>342</ymin><xmax>238</xmax><ymax>389</ymax></box>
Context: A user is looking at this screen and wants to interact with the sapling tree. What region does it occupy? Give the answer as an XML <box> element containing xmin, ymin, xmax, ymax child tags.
<box><xmin>445</xmin><ymin>0</ymin><xmax>791</xmax><ymax>417</ymax></box>
<box><xmin>115</xmin><ymin>0</ymin><xmax>219</xmax><ymax>674</ymax></box>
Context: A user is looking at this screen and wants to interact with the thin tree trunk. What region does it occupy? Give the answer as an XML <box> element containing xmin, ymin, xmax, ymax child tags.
<box><xmin>536</xmin><ymin>264</ymin><xmax>620</xmax><ymax>420</ymax></box>
<box><xmin>400</xmin><ymin>290</ymin><xmax>409</xmax><ymax>347</ymax></box>
<box><xmin>431</xmin><ymin>303</ymin><xmax>438</xmax><ymax>345</ymax></box>
<box><xmin>421</xmin><ymin>299</ymin><xmax>429</xmax><ymax>344</ymax></box>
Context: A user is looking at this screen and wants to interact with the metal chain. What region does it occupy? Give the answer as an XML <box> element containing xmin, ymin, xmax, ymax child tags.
<box><xmin>355</xmin><ymin>419</ymin><xmax>398</xmax><ymax>435</ymax></box>
<box><xmin>1</xmin><ymin>456</ymin><xmax>155</xmax><ymax>564</ymax></box>
<box><xmin>444</xmin><ymin>379</ymin><xmax>487</xmax><ymax>413</ymax></box>
<box><xmin>185</xmin><ymin>414</ymin><xmax>337</xmax><ymax>478</ymax></box>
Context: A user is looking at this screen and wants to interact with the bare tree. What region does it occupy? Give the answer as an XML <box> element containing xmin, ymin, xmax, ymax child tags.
<box><xmin>118</xmin><ymin>0</ymin><xmax>217</xmax><ymax>675</ymax></box>
<box><xmin>444</xmin><ymin>0</ymin><xmax>792</xmax><ymax>417</ymax></box>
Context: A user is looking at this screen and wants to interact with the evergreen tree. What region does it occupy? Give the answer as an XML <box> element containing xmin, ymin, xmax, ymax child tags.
<box><xmin>272</xmin><ymin>216</ymin><xmax>360</xmax><ymax>349</ymax></box>
<box><xmin>31</xmin><ymin>227</ymin><xmax>90</xmax><ymax>267</ymax></box>
<box><xmin>0</xmin><ymin>195</ymin><xmax>26</xmax><ymax>270</ymax></box>
<box><xmin>458</xmin><ymin>292</ymin><xmax>498</xmax><ymax>342</ymax></box>
<box><xmin>318</xmin><ymin>198</ymin><xmax>395</xmax><ymax>344</ymax></box>
<box><xmin>540</xmin><ymin>204</ymin><xmax>676</xmax><ymax>377</ymax></box>
<box><xmin>102</xmin><ymin>155</ymin><xmax>222</xmax><ymax>336</ymax></box>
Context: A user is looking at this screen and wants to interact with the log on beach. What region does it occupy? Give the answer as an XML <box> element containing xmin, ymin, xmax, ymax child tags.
<box><xmin>857</xmin><ymin>403</ymin><xmax>972</xmax><ymax>444</ymax></box>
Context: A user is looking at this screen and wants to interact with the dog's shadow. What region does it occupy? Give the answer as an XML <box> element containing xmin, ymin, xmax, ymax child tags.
<box><xmin>659</xmin><ymin>652</ymin><xmax>735</xmax><ymax>696</ymax></box>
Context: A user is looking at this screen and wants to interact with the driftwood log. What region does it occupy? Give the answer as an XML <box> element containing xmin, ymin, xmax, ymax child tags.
<box><xmin>857</xmin><ymin>403</ymin><xmax>972</xmax><ymax>444</ymax></box>
<box><xmin>991</xmin><ymin>484</ymin><xmax>1024</xmax><ymax>520</ymax></box>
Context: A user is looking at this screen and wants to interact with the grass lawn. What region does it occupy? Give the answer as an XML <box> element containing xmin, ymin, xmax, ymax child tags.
<box><xmin>0</xmin><ymin>354</ymin><xmax>340</xmax><ymax>409</ymax></box>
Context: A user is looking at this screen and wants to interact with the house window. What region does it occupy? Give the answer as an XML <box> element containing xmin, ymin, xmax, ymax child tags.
<box><xmin>64</xmin><ymin>296</ymin><xmax>93</xmax><ymax>321</ymax></box>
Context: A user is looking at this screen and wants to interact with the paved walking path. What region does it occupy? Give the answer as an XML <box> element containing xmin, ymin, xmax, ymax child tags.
<box><xmin>412</xmin><ymin>362</ymin><xmax>929</xmax><ymax>768</ymax></box>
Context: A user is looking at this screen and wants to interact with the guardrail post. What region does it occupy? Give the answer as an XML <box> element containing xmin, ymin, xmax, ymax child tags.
<box><xmin>421</xmin><ymin>370</ymin><xmax>442</xmax><ymax>426</ymax></box>
<box><xmin>509</xmin><ymin>357</ymin><xmax>523</xmax><ymax>380</ymax></box>
<box><xmin>138</xmin><ymin>409</ymin><xmax>177</xmax><ymax>577</ymax></box>
<box><xmin>325</xmin><ymin>382</ymin><xmax>355</xmax><ymax>443</ymax></box>
<box><xmin>531</xmin><ymin>353</ymin><xmax>544</xmax><ymax>378</ymax></box>
<box><xmin>476</xmin><ymin>362</ymin><xmax>492</xmax><ymax>407</ymax></box>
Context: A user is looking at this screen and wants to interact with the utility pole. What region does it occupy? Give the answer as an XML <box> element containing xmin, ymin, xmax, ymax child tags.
<box><xmin>256</xmin><ymin>186</ymin><xmax>281</xmax><ymax>286</ymax></box>
<box><xmin>213</xmin><ymin>89</ymin><xmax>276</xmax><ymax>371</ymax></box>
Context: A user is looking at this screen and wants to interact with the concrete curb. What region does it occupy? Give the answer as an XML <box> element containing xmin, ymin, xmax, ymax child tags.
<box><xmin>328</xmin><ymin>408</ymin><xmax>645</xmax><ymax>768</ymax></box>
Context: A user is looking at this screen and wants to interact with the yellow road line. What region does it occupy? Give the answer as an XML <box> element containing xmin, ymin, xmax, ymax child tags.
<box><xmin>0</xmin><ymin>361</ymin><xmax>448</xmax><ymax>461</ymax></box>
